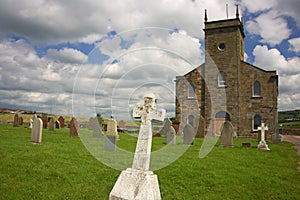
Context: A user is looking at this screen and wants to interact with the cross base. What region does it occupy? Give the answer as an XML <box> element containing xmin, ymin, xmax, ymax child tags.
<box><xmin>109</xmin><ymin>168</ymin><xmax>161</xmax><ymax>200</ymax></box>
<box><xmin>257</xmin><ymin>141</ymin><xmax>270</xmax><ymax>150</ymax></box>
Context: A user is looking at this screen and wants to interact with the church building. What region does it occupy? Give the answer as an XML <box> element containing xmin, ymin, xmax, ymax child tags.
<box><xmin>175</xmin><ymin>6</ymin><xmax>278</xmax><ymax>137</ymax></box>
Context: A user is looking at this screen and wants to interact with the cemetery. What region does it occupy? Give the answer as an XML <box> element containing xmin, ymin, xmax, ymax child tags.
<box><xmin>0</xmin><ymin>110</ymin><xmax>300</xmax><ymax>199</ymax></box>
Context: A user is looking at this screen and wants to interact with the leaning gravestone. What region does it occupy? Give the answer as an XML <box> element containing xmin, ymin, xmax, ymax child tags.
<box><xmin>109</xmin><ymin>93</ymin><xmax>165</xmax><ymax>200</ymax></box>
<box><xmin>31</xmin><ymin>115</ymin><xmax>43</xmax><ymax>144</ymax></box>
<box><xmin>166</xmin><ymin>126</ymin><xmax>176</xmax><ymax>145</ymax></box>
<box><xmin>70</xmin><ymin>117</ymin><xmax>79</xmax><ymax>137</ymax></box>
<box><xmin>183</xmin><ymin>124</ymin><xmax>195</xmax><ymax>145</ymax></box>
<box><xmin>13</xmin><ymin>114</ymin><xmax>19</xmax><ymax>127</ymax></box>
<box><xmin>48</xmin><ymin>117</ymin><xmax>55</xmax><ymax>131</ymax></box>
<box><xmin>220</xmin><ymin>120</ymin><xmax>234</xmax><ymax>147</ymax></box>
<box><xmin>160</xmin><ymin>118</ymin><xmax>172</xmax><ymax>137</ymax></box>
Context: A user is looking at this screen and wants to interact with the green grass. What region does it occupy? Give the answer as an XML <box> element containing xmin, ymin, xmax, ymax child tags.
<box><xmin>1</xmin><ymin>124</ymin><xmax>300</xmax><ymax>199</ymax></box>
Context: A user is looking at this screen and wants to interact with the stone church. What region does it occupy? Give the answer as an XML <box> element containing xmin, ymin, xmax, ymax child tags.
<box><xmin>175</xmin><ymin>7</ymin><xmax>278</xmax><ymax>137</ymax></box>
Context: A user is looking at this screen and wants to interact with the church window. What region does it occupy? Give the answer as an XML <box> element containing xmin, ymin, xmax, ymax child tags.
<box><xmin>218</xmin><ymin>72</ymin><xmax>227</xmax><ymax>87</ymax></box>
<box><xmin>188</xmin><ymin>84</ymin><xmax>196</xmax><ymax>98</ymax></box>
<box><xmin>218</xmin><ymin>43</ymin><xmax>226</xmax><ymax>51</ymax></box>
<box><xmin>253</xmin><ymin>81</ymin><xmax>261</xmax><ymax>97</ymax></box>
<box><xmin>253</xmin><ymin>114</ymin><xmax>261</xmax><ymax>131</ymax></box>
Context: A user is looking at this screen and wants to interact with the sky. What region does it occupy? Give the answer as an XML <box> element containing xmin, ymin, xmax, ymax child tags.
<box><xmin>0</xmin><ymin>0</ymin><xmax>299</xmax><ymax>120</ymax></box>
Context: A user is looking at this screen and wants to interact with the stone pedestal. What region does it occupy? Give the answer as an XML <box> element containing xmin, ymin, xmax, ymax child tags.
<box><xmin>109</xmin><ymin>168</ymin><xmax>161</xmax><ymax>200</ymax></box>
<box><xmin>257</xmin><ymin>141</ymin><xmax>270</xmax><ymax>150</ymax></box>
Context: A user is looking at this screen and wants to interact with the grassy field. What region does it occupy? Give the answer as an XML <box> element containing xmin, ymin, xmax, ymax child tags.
<box><xmin>0</xmin><ymin>124</ymin><xmax>300</xmax><ymax>199</ymax></box>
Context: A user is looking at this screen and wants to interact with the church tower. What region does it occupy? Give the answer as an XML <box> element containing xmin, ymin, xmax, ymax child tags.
<box><xmin>203</xmin><ymin>5</ymin><xmax>245</xmax><ymax>135</ymax></box>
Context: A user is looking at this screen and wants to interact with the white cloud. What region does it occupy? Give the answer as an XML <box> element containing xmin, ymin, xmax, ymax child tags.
<box><xmin>288</xmin><ymin>37</ymin><xmax>300</xmax><ymax>53</ymax></box>
<box><xmin>45</xmin><ymin>48</ymin><xmax>88</xmax><ymax>64</ymax></box>
<box><xmin>246</xmin><ymin>10</ymin><xmax>291</xmax><ymax>46</ymax></box>
<box><xmin>241</xmin><ymin>0</ymin><xmax>277</xmax><ymax>13</ymax></box>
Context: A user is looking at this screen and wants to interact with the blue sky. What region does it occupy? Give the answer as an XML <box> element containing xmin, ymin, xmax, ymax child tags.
<box><xmin>0</xmin><ymin>0</ymin><xmax>299</xmax><ymax>119</ymax></box>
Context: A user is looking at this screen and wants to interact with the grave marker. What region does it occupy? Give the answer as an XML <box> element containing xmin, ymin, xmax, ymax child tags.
<box><xmin>160</xmin><ymin>118</ymin><xmax>172</xmax><ymax>137</ymax></box>
<box><xmin>48</xmin><ymin>117</ymin><xmax>55</xmax><ymax>131</ymax></box>
<box><xmin>70</xmin><ymin>117</ymin><xmax>79</xmax><ymax>137</ymax></box>
<box><xmin>166</xmin><ymin>126</ymin><xmax>176</xmax><ymax>145</ymax></box>
<box><xmin>13</xmin><ymin>114</ymin><xmax>19</xmax><ymax>127</ymax></box>
<box><xmin>220</xmin><ymin>118</ymin><xmax>234</xmax><ymax>147</ymax></box>
<box><xmin>257</xmin><ymin>123</ymin><xmax>270</xmax><ymax>150</ymax></box>
<box><xmin>31</xmin><ymin>115</ymin><xmax>43</xmax><ymax>144</ymax></box>
<box><xmin>58</xmin><ymin>116</ymin><xmax>65</xmax><ymax>128</ymax></box>
<box><xmin>109</xmin><ymin>93</ymin><xmax>165</xmax><ymax>200</ymax></box>
<box><xmin>183</xmin><ymin>124</ymin><xmax>195</xmax><ymax>145</ymax></box>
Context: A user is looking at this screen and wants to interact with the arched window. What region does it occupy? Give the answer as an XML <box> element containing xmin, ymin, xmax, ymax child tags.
<box><xmin>253</xmin><ymin>81</ymin><xmax>261</xmax><ymax>97</ymax></box>
<box><xmin>253</xmin><ymin>114</ymin><xmax>261</xmax><ymax>131</ymax></box>
<box><xmin>188</xmin><ymin>84</ymin><xmax>195</xmax><ymax>98</ymax></box>
<box><xmin>218</xmin><ymin>72</ymin><xmax>226</xmax><ymax>87</ymax></box>
<box><xmin>188</xmin><ymin>115</ymin><xmax>194</xmax><ymax>126</ymax></box>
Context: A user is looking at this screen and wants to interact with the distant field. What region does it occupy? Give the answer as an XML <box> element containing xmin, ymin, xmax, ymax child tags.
<box><xmin>0</xmin><ymin>124</ymin><xmax>300</xmax><ymax>199</ymax></box>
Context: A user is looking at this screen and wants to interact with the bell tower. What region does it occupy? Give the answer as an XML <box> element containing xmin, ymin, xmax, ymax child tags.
<box><xmin>203</xmin><ymin>5</ymin><xmax>245</xmax><ymax>135</ymax></box>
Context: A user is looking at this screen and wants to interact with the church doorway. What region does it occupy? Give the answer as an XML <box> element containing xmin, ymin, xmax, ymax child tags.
<box><xmin>214</xmin><ymin>111</ymin><xmax>230</xmax><ymax>136</ymax></box>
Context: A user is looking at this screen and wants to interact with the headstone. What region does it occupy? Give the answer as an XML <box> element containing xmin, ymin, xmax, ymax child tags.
<box><xmin>220</xmin><ymin>119</ymin><xmax>234</xmax><ymax>147</ymax></box>
<box><xmin>109</xmin><ymin>93</ymin><xmax>165</xmax><ymax>200</ymax></box>
<box><xmin>166</xmin><ymin>126</ymin><xmax>176</xmax><ymax>145</ymax></box>
<box><xmin>257</xmin><ymin>123</ymin><xmax>270</xmax><ymax>150</ymax></box>
<box><xmin>18</xmin><ymin>116</ymin><xmax>23</xmax><ymax>125</ymax></box>
<box><xmin>160</xmin><ymin>118</ymin><xmax>172</xmax><ymax>137</ymax></box>
<box><xmin>58</xmin><ymin>116</ymin><xmax>65</xmax><ymax>128</ymax></box>
<box><xmin>118</xmin><ymin>120</ymin><xmax>126</xmax><ymax>132</ymax></box>
<box><xmin>70</xmin><ymin>117</ymin><xmax>79</xmax><ymax>137</ymax></box>
<box><xmin>105</xmin><ymin>135</ymin><xmax>116</xmax><ymax>151</ymax></box>
<box><xmin>55</xmin><ymin>121</ymin><xmax>60</xmax><ymax>129</ymax></box>
<box><xmin>41</xmin><ymin>116</ymin><xmax>48</xmax><ymax>128</ymax></box>
<box><xmin>106</xmin><ymin>115</ymin><xmax>119</xmax><ymax>138</ymax></box>
<box><xmin>183</xmin><ymin>124</ymin><xmax>195</xmax><ymax>145</ymax></box>
<box><xmin>272</xmin><ymin>125</ymin><xmax>282</xmax><ymax>144</ymax></box>
<box><xmin>13</xmin><ymin>114</ymin><xmax>19</xmax><ymax>127</ymax></box>
<box><xmin>31</xmin><ymin>116</ymin><xmax>43</xmax><ymax>144</ymax></box>
<box><xmin>29</xmin><ymin>118</ymin><xmax>33</xmax><ymax>129</ymax></box>
<box><xmin>48</xmin><ymin>117</ymin><xmax>55</xmax><ymax>131</ymax></box>
<box><xmin>87</xmin><ymin>117</ymin><xmax>94</xmax><ymax>130</ymax></box>
<box><xmin>93</xmin><ymin>117</ymin><xmax>103</xmax><ymax>138</ymax></box>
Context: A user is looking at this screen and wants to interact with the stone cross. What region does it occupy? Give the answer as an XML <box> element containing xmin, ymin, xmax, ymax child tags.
<box><xmin>258</xmin><ymin>123</ymin><xmax>268</xmax><ymax>142</ymax></box>
<box><xmin>257</xmin><ymin>122</ymin><xmax>270</xmax><ymax>150</ymax></box>
<box><xmin>132</xmin><ymin>93</ymin><xmax>165</xmax><ymax>171</ymax></box>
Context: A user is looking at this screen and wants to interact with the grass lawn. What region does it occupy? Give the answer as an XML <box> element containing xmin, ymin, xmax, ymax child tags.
<box><xmin>0</xmin><ymin>124</ymin><xmax>299</xmax><ymax>199</ymax></box>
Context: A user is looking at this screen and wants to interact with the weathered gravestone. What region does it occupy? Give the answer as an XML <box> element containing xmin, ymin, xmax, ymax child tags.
<box><xmin>13</xmin><ymin>114</ymin><xmax>19</xmax><ymax>127</ymax></box>
<box><xmin>183</xmin><ymin>124</ymin><xmax>195</xmax><ymax>145</ymax></box>
<box><xmin>118</xmin><ymin>120</ymin><xmax>126</xmax><ymax>132</ymax></box>
<box><xmin>220</xmin><ymin>119</ymin><xmax>234</xmax><ymax>147</ymax></box>
<box><xmin>166</xmin><ymin>126</ymin><xmax>176</xmax><ymax>145</ymax></box>
<box><xmin>31</xmin><ymin>115</ymin><xmax>43</xmax><ymax>144</ymax></box>
<box><xmin>257</xmin><ymin>123</ymin><xmax>270</xmax><ymax>150</ymax></box>
<box><xmin>48</xmin><ymin>117</ymin><xmax>55</xmax><ymax>131</ymax></box>
<box><xmin>87</xmin><ymin>117</ymin><xmax>94</xmax><ymax>130</ymax></box>
<box><xmin>18</xmin><ymin>116</ymin><xmax>23</xmax><ymax>125</ymax></box>
<box><xmin>29</xmin><ymin>118</ymin><xmax>33</xmax><ymax>129</ymax></box>
<box><xmin>41</xmin><ymin>116</ymin><xmax>48</xmax><ymax>129</ymax></box>
<box><xmin>55</xmin><ymin>121</ymin><xmax>60</xmax><ymax>129</ymax></box>
<box><xmin>58</xmin><ymin>116</ymin><xmax>65</xmax><ymax>128</ymax></box>
<box><xmin>106</xmin><ymin>115</ymin><xmax>119</xmax><ymax>138</ymax></box>
<box><xmin>160</xmin><ymin>118</ymin><xmax>172</xmax><ymax>137</ymax></box>
<box><xmin>109</xmin><ymin>93</ymin><xmax>165</xmax><ymax>200</ymax></box>
<box><xmin>70</xmin><ymin>117</ymin><xmax>79</xmax><ymax>137</ymax></box>
<box><xmin>93</xmin><ymin>117</ymin><xmax>103</xmax><ymax>138</ymax></box>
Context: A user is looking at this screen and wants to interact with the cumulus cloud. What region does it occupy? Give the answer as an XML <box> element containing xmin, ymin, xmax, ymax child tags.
<box><xmin>288</xmin><ymin>37</ymin><xmax>300</xmax><ymax>53</ymax></box>
<box><xmin>45</xmin><ymin>48</ymin><xmax>88</xmax><ymax>64</ymax></box>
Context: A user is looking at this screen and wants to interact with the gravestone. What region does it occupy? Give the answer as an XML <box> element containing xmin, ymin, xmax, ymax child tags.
<box><xmin>257</xmin><ymin>123</ymin><xmax>270</xmax><ymax>150</ymax></box>
<box><xmin>48</xmin><ymin>117</ymin><xmax>55</xmax><ymax>131</ymax></box>
<box><xmin>70</xmin><ymin>117</ymin><xmax>79</xmax><ymax>137</ymax></box>
<box><xmin>29</xmin><ymin>118</ymin><xmax>33</xmax><ymax>129</ymax></box>
<box><xmin>160</xmin><ymin>118</ymin><xmax>172</xmax><ymax>137</ymax></box>
<box><xmin>93</xmin><ymin>117</ymin><xmax>103</xmax><ymax>138</ymax></box>
<box><xmin>18</xmin><ymin>117</ymin><xmax>23</xmax><ymax>125</ymax></box>
<box><xmin>55</xmin><ymin>121</ymin><xmax>60</xmax><ymax>129</ymax></box>
<box><xmin>166</xmin><ymin>126</ymin><xmax>176</xmax><ymax>145</ymax></box>
<box><xmin>109</xmin><ymin>93</ymin><xmax>165</xmax><ymax>200</ymax></box>
<box><xmin>220</xmin><ymin>120</ymin><xmax>234</xmax><ymax>147</ymax></box>
<box><xmin>183</xmin><ymin>124</ymin><xmax>195</xmax><ymax>145</ymax></box>
<box><xmin>87</xmin><ymin>117</ymin><xmax>94</xmax><ymax>130</ymax></box>
<box><xmin>41</xmin><ymin>116</ymin><xmax>48</xmax><ymax>128</ymax></box>
<box><xmin>13</xmin><ymin>114</ymin><xmax>19</xmax><ymax>127</ymax></box>
<box><xmin>31</xmin><ymin>115</ymin><xmax>43</xmax><ymax>144</ymax></box>
<box><xmin>118</xmin><ymin>120</ymin><xmax>126</xmax><ymax>132</ymax></box>
<box><xmin>105</xmin><ymin>135</ymin><xmax>116</xmax><ymax>151</ymax></box>
<box><xmin>58</xmin><ymin>116</ymin><xmax>65</xmax><ymax>128</ymax></box>
<box><xmin>106</xmin><ymin>115</ymin><xmax>119</xmax><ymax>138</ymax></box>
